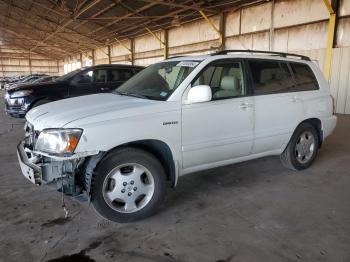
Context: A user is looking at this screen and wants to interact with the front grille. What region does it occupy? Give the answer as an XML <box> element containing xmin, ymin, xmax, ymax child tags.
<box><xmin>6</xmin><ymin>105</ymin><xmax>24</xmax><ymax>110</ymax></box>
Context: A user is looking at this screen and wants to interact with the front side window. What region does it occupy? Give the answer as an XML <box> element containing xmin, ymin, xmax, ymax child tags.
<box><xmin>290</xmin><ymin>62</ymin><xmax>319</xmax><ymax>91</ymax></box>
<box><xmin>249</xmin><ymin>60</ymin><xmax>294</xmax><ymax>95</ymax></box>
<box><xmin>54</xmin><ymin>68</ymin><xmax>85</xmax><ymax>82</ymax></box>
<box><xmin>116</xmin><ymin>61</ymin><xmax>199</xmax><ymax>100</ymax></box>
<box><xmin>192</xmin><ymin>61</ymin><xmax>245</xmax><ymax>99</ymax></box>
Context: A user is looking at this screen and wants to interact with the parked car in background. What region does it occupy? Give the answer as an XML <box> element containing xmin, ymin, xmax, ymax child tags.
<box><xmin>4</xmin><ymin>74</ymin><xmax>49</xmax><ymax>90</ymax></box>
<box><xmin>4</xmin><ymin>64</ymin><xmax>144</xmax><ymax>118</ymax></box>
<box><xmin>1</xmin><ymin>76</ymin><xmax>25</xmax><ymax>89</ymax></box>
<box><xmin>17</xmin><ymin>50</ymin><xmax>336</xmax><ymax>222</ymax></box>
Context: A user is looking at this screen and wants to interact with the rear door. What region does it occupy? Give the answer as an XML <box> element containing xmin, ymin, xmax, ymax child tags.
<box><xmin>248</xmin><ymin>59</ymin><xmax>304</xmax><ymax>154</ymax></box>
<box><xmin>69</xmin><ymin>68</ymin><xmax>108</xmax><ymax>97</ymax></box>
<box><xmin>108</xmin><ymin>68</ymin><xmax>135</xmax><ymax>91</ymax></box>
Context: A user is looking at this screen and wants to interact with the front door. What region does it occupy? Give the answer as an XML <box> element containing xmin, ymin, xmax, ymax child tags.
<box><xmin>181</xmin><ymin>59</ymin><xmax>254</xmax><ymax>171</ymax></box>
<box><xmin>69</xmin><ymin>68</ymin><xmax>108</xmax><ymax>97</ymax></box>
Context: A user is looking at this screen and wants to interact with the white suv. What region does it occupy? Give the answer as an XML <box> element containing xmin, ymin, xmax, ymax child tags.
<box><xmin>17</xmin><ymin>50</ymin><xmax>337</xmax><ymax>222</ymax></box>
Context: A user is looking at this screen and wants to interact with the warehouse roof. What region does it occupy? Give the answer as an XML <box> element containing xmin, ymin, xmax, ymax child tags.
<box><xmin>0</xmin><ymin>0</ymin><xmax>261</xmax><ymax>59</ymax></box>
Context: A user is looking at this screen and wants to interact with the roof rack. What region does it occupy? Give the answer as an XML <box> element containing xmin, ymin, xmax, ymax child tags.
<box><xmin>167</xmin><ymin>55</ymin><xmax>186</xmax><ymax>59</ymax></box>
<box><xmin>211</xmin><ymin>49</ymin><xmax>311</xmax><ymax>61</ymax></box>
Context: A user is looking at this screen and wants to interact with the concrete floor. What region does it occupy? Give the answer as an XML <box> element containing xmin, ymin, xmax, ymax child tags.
<box><xmin>0</xmin><ymin>91</ymin><xmax>349</xmax><ymax>262</ymax></box>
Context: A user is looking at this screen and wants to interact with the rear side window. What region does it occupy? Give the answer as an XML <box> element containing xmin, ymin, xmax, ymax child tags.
<box><xmin>248</xmin><ymin>60</ymin><xmax>294</xmax><ymax>95</ymax></box>
<box><xmin>290</xmin><ymin>62</ymin><xmax>319</xmax><ymax>91</ymax></box>
<box><xmin>110</xmin><ymin>69</ymin><xmax>134</xmax><ymax>82</ymax></box>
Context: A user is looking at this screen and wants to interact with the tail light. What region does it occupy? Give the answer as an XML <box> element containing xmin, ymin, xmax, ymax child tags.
<box><xmin>331</xmin><ymin>95</ymin><xmax>336</xmax><ymax>115</ymax></box>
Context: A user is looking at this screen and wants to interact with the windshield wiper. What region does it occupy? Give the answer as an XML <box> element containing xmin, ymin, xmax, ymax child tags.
<box><xmin>115</xmin><ymin>91</ymin><xmax>150</xmax><ymax>99</ymax></box>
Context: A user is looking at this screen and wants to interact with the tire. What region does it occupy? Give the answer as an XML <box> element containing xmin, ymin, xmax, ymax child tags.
<box><xmin>31</xmin><ymin>99</ymin><xmax>52</xmax><ymax>108</ymax></box>
<box><xmin>281</xmin><ymin>123</ymin><xmax>319</xmax><ymax>170</ymax></box>
<box><xmin>91</xmin><ymin>147</ymin><xmax>166</xmax><ymax>223</ymax></box>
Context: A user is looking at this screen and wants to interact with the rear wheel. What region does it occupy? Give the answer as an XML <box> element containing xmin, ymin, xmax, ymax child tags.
<box><xmin>281</xmin><ymin>123</ymin><xmax>319</xmax><ymax>170</ymax></box>
<box><xmin>91</xmin><ymin>147</ymin><xmax>166</xmax><ymax>222</ymax></box>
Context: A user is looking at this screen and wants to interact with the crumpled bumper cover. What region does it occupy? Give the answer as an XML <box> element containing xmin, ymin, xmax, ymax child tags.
<box><xmin>17</xmin><ymin>141</ymin><xmax>42</xmax><ymax>185</ymax></box>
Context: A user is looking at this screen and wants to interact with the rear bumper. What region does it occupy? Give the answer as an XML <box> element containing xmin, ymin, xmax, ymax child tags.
<box><xmin>322</xmin><ymin>115</ymin><xmax>337</xmax><ymax>139</ymax></box>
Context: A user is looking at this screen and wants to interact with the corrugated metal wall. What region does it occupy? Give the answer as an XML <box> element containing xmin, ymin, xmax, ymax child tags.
<box><xmin>330</xmin><ymin>47</ymin><xmax>350</xmax><ymax>114</ymax></box>
<box><xmin>0</xmin><ymin>46</ymin><xmax>59</xmax><ymax>77</ymax></box>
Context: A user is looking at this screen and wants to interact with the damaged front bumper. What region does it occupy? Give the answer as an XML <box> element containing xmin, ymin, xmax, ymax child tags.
<box><xmin>17</xmin><ymin>141</ymin><xmax>42</xmax><ymax>185</ymax></box>
<box><xmin>17</xmin><ymin>140</ymin><xmax>73</xmax><ymax>186</ymax></box>
<box><xmin>17</xmin><ymin>140</ymin><xmax>103</xmax><ymax>197</ymax></box>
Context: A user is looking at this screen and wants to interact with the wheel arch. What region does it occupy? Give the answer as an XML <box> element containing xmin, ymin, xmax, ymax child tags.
<box><xmin>91</xmin><ymin>139</ymin><xmax>177</xmax><ymax>189</ymax></box>
<box><xmin>295</xmin><ymin>118</ymin><xmax>323</xmax><ymax>147</ymax></box>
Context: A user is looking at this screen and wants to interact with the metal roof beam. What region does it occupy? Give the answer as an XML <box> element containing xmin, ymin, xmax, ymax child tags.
<box><xmin>87</xmin><ymin>1</ymin><xmax>158</xmax><ymax>36</ymax></box>
<box><xmin>30</xmin><ymin>0</ymin><xmax>103</xmax><ymax>52</ymax></box>
<box><xmin>141</xmin><ymin>0</ymin><xmax>216</xmax><ymax>13</ymax></box>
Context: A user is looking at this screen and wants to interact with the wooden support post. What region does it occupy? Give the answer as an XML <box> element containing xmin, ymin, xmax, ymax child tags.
<box><xmin>219</xmin><ymin>12</ymin><xmax>225</xmax><ymax>51</ymax></box>
<box><xmin>269</xmin><ymin>0</ymin><xmax>275</xmax><ymax>51</ymax></box>
<box><xmin>29</xmin><ymin>52</ymin><xmax>32</xmax><ymax>75</ymax></box>
<box><xmin>145</xmin><ymin>27</ymin><xmax>167</xmax><ymax>59</ymax></box>
<box><xmin>322</xmin><ymin>0</ymin><xmax>338</xmax><ymax>81</ymax></box>
<box><xmin>199</xmin><ymin>10</ymin><xmax>223</xmax><ymax>50</ymax></box>
<box><xmin>79</xmin><ymin>53</ymin><xmax>83</xmax><ymax>67</ymax></box>
<box><xmin>115</xmin><ymin>37</ymin><xmax>134</xmax><ymax>64</ymax></box>
<box><xmin>91</xmin><ymin>49</ymin><xmax>95</xmax><ymax>65</ymax></box>
<box><xmin>164</xmin><ymin>29</ymin><xmax>168</xmax><ymax>59</ymax></box>
<box><xmin>107</xmin><ymin>45</ymin><xmax>111</xmax><ymax>64</ymax></box>
<box><xmin>0</xmin><ymin>46</ymin><xmax>4</xmax><ymax>77</ymax></box>
<box><xmin>131</xmin><ymin>39</ymin><xmax>134</xmax><ymax>65</ymax></box>
<box><xmin>56</xmin><ymin>60</ymin><xmax>60</xmax><ymax>75</ymax></box>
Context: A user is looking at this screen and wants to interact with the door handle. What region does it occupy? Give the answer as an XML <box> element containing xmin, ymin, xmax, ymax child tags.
<box><xmin>239</xmin><ymin>102</ymin><xmax>253</xmax><ymax>110</ymax></box>
<box><xmin>100</xmin><ymin>87</ymin><xmax>108</xmax><ymax>91</ymax></box>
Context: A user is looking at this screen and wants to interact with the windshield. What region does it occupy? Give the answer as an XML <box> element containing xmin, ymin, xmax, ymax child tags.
<box><xmin>116</xmin><ymin>60</ymin><xmax>199</xmax><ymax>100</ymax></box>
<box><xmin>22</xmin><ymin>77</ymin><xmax>36</xmax><ymax>83</ymax></box>
<box><xmin>32</xmin><ymin>77</ymin><xmax>50</xmax><ymax>83</ymax></box>
<box><xmin>54</xmin><ymin>68</ymin><xmax>85</xmax><ymax>82</ymax></box>
<box><xmin>20</xmin><ymin>75</ymin><xmax>32</xmax><ymax>82</ymax></box>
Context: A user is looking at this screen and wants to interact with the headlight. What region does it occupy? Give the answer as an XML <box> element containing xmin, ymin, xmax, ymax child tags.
<box><xmin>35</xmin><ymin>129</ymin><xmax>82</xmax><ymax>156</ymax></box>
<box><xmin>10</xmin><ymin>90</ymin><xmax>33</xmax><ymax>98</ymax></box>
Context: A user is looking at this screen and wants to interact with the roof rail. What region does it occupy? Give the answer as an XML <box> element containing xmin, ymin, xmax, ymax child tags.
<box><xmin>167</xmin><ymin>55</ymin><xmax>185</xmax><ymax>59</ymax></box>
<box><xmin>211</xmin><ymin>49</ymin><xmax>311</xmax><ymax>61</ymax></box>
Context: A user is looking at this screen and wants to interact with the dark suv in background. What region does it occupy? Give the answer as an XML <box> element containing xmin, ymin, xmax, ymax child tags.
<box><xmin>4</xmin><ymin>64</ymin><xmax>144</xmax><ymax>118</ymax></box>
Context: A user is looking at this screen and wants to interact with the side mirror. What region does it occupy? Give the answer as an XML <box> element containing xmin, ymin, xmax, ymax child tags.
<box><xmin>186</xmin><ymin>85</ymin><xmax>212</xmax><ymax>104</ymax></box>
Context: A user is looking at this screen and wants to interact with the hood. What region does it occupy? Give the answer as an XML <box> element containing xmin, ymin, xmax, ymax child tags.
<box><xmin>26</xmin><ymin>93</ymin><xmax>178</xmax><ymax>130</ymax></box>
<box><xmin>7</xmin><ymin>81</ymin><xmax>60</xmax><ymax>92</ymax></box>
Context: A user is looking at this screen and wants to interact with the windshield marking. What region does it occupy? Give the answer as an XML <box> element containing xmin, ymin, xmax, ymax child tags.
<box><xmin>176</xmin><ymin>61</ymin><xmax>199</xmax><ymax>67</ymax></box>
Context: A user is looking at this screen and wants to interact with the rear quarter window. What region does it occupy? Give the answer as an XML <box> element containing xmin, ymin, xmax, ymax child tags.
<box><xmin>290</xmin><ymin>62</ymin><xmax>319</xmax><ymax>91</ymax></box>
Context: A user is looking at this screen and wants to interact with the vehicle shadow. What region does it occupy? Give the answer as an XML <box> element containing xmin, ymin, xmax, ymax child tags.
<box><xmin>163</xmin><ymin>155</ymin><xmax>288</xmax><ymax>211</ymax></box>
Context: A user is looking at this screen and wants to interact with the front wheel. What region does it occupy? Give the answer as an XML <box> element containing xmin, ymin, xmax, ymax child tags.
<box><xmin>91</xmin><ymin>147</ymin><xmax>166</xmax><ymax>223</ymax></box>
<box><xmin>281</xmin><ymin>123</ymin><xmax>319</xmax><ymax>170</ymax></box>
